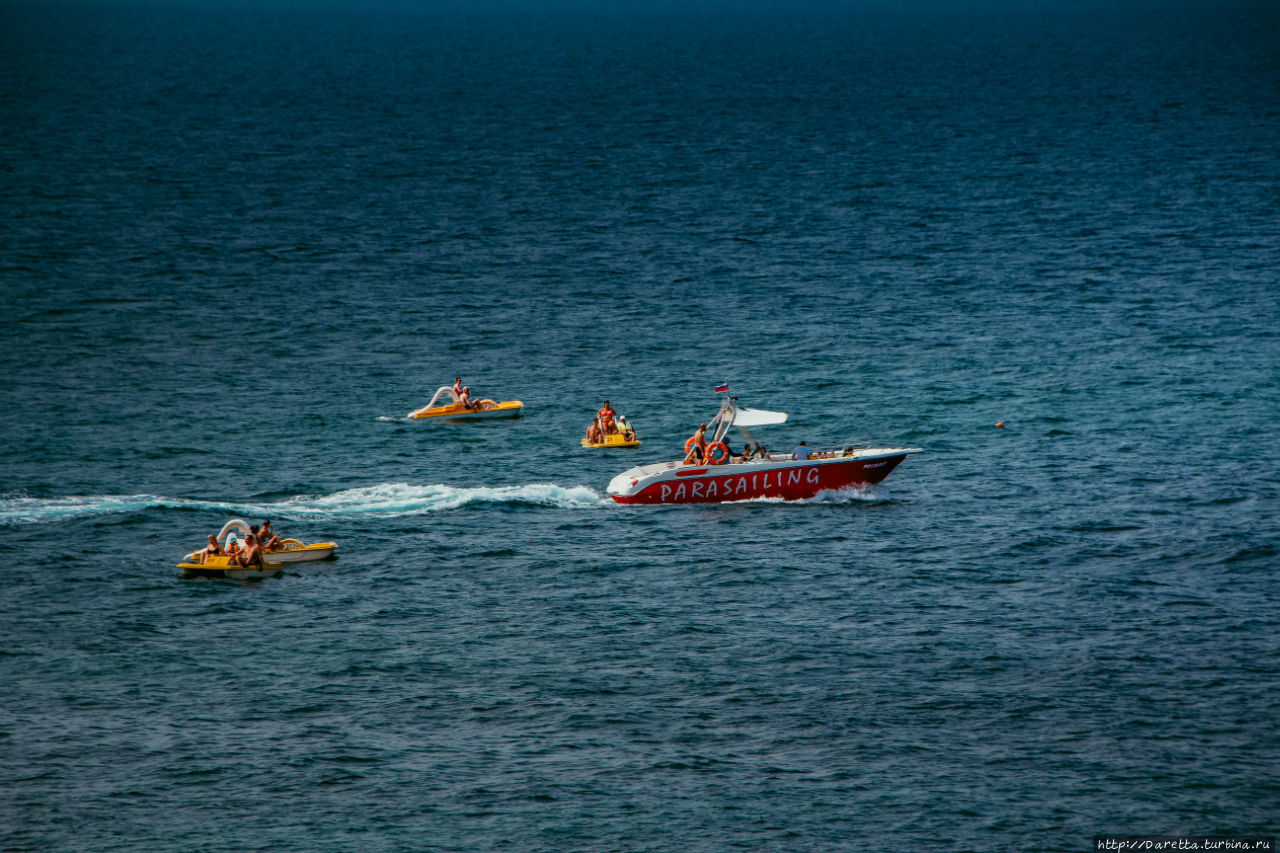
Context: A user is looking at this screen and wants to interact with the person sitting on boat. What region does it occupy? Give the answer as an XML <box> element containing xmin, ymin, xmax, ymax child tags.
<box><xmin>249</xmin><ymin>524</ymin><xmax>279</xmax><ymax>551</ymax></box>
<box><xmin>585</xmin><ymin>418</ymin><xmax>603</xmax><ymax>444</ymax></box>
<box><xmin>225</xmin><ymin>539</ymin><xmax>242</xmax><ymax>563</ymax></box>
<box><xmin>197</xmin><ymin>534</ymin><xmax>224</xmax><ymax>563</ymax></box>
<box><xmin>686</xmin><ymin>423</ymin><xmax>708</xmax><ymax>462</ymax></box>
<box><xmin>234</xmin><ymin>535</ymin><xmax>265</xmax><ymax>569</ymax></box>
<box><xmin>616</xmin><ymin>414</ymin><xmax>636</xmax><ymax>442</ymax></box>
<box><xmin>459</xmin><ymin>386</ymin><xmax>479</xmax><ymax>411</ymax></box>
<box><xmin>792</xmin><ymin>441</ymin><xmax>811</xmax><ymax>460</ymax></box>
<box><xmin>256</xmin><ymin>520</ymin><xmax>281</xmax><ymax>550</ymax></box>
<box><xmin>597</xmin><ymin>401</ymin><xmax>617</xmax><ymax>434</ymax></box>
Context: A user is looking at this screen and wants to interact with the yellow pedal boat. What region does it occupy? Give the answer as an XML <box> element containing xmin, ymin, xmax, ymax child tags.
<box><xmin>409</xmin><ymin>386</ymin><xmax>523</xmax><ymax>420</ymax></box>
<box><xmin>178</xmin><ymin>554</ymin><xmax>284</xmax><ymax>580</ymax></box>
<box><xmin>582</xmin><ymin>433</ymin><xmax>641</xmax><ymax>448</ymax></box>
<box><xmin>262</xmin><ymin>539</ymin><xmax>338</xmax><ymax>562</ymax></box>
<box><xmin>184</xmin><ymin>519</ymin><xmax>338</xmax><ymax>565</ymax></box>
<box><xmin>582</xmin><ymin>412</ymin><xmax>640</xmax><ymax>448</ymax></box>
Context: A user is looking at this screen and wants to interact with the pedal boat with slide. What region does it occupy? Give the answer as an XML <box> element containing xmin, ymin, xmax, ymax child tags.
<box><xmin>182</xmin><ymin>518</ymin><xmax>338</xmax><ymax>565</ymax></box>
<box><xmin>177</xmin><ymin>554</ymin><xmax>285</xmax><ymax>580</ymax></box>
<box><xmin>606</xmin><ymin>396</ymin><xmax>921</xmax><ymax>505</ymax></box>
<box><xmin>409</xmin><ymin>386</ymin><xmax>524</xmax><ymax>420</ymax></box>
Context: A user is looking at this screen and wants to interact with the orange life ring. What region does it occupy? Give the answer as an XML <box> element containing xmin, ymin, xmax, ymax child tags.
<box><xmin>705</xmin><ymin>442</ymin><xmax>729</xmax><ymax>465</ymax></box>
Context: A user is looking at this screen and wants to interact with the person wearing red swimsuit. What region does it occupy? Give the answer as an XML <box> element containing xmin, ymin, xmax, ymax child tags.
<box><xmin>597</xmin><ymin>401</ymin><xmax>617</xmax><ymax>434</ymax></box>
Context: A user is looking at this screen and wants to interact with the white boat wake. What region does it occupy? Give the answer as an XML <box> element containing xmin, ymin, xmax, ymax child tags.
<box><xmin>0</xmin><ymin>483</ymin><xmax>607</xmax><ymax>526</ymax></box>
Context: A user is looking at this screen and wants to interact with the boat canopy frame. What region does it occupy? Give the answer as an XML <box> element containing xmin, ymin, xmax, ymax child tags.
<box><xmin>703</xmin><ymin>396</ymin><xmax>788</xmax><ymax>458</ymax></box>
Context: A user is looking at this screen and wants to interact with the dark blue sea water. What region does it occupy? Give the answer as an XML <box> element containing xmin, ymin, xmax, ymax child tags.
<box><xmin>2</xmin><ymin>2</ymin><xmax>1278</xmax><ymax>850</ymax></box>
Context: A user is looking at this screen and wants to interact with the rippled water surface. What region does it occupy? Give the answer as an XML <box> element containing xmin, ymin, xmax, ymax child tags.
<box><xmin>2</xmin><ymin>4</ymin><xmax>1278</xmax><ymax>851</ymax></box>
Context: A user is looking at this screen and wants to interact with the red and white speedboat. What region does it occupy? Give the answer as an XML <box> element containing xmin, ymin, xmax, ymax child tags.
<box><xmin>607</xmin><ymin>396</ymin><xmax>920</xmax><ymax>505</ymax></box>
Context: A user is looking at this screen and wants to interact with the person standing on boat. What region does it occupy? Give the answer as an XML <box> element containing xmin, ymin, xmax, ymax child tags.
<box><xmin>687</xmin><ymin>423</ymin><xmax>708</xmax><ymax>462</ymax></box>
<box><xmin>452</xmin><ymin>376</ymin><xmax>463</xmax><ymax>401</ymax></box>
<box><xmin>597</xmin><ymin>401</ymin><xmax>617</xmax><ymax>434</ymax></box>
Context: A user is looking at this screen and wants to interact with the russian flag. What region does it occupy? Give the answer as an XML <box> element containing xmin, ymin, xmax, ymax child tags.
<box><xmin>714</xmin><ymin>382</ymin><xmax>729</xmax><ymax>393</ymax></box>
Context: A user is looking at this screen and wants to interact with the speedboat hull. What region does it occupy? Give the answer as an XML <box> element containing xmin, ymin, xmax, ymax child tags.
<box><xmin>409</xmin><ymin>400</ymin><xmax>523</xmax><ymax>420</ymax></box>
<box><xmin>607</xmin><ymin>449</ymin><xmax>919</xmax><ymax>505</ymax></box>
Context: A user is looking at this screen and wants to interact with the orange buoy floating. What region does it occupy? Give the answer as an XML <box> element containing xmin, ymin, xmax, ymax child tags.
<box><xmin>995</xmin><ymin>422</ymin><xmax>1005</xmax><ymax>428</ymax></box>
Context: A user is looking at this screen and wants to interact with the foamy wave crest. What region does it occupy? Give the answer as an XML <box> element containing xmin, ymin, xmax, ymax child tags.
<box><xmin>807</xmin><ymin>484</ymin><xmax>890</xmax><ymax>504</ymax></box>
<box><xmin>268</xmin><ymin>482</ymin><xmax>605</xmax><ymax>516</ymax></box>
<box><xmin>0</xmin><ymin>483</ymin><xmax>604</xmax><ymax>526</ymax></box>
<box><xmin>0</xmin><ymin>493</ymin><xmax>237</xmax><ymax>525</ymax></box>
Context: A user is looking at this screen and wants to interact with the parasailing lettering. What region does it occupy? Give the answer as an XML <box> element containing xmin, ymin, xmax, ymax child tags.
<box><xmin>657</xmin><ymin>466</ymin><xmax>821</xmax><ymax>501</ymax></box>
